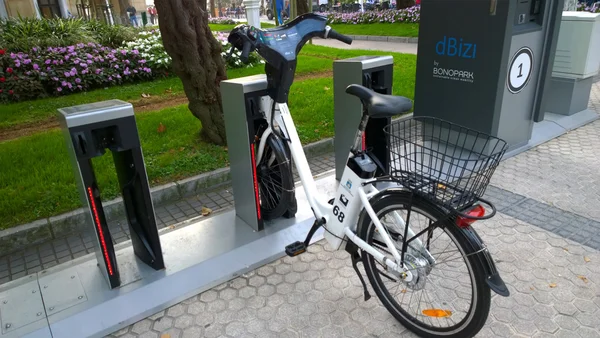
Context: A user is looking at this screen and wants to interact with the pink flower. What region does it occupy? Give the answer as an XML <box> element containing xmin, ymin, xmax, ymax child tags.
<box><xmin>33</xmin><ymin>64</ymin><xmax>39</xmax><ymax>71</ymax></box>
<box><xmin>45</xmin><ymin>59</ymin><xmax>51</xmax><ymax>65</ymax></box>
<box><xmin>57</xmin><ymin>87</ymin><xmax>62</xmax><ymax>92</ymax></box>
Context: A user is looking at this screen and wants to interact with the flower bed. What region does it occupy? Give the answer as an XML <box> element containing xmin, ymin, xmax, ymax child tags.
<box><xmin>0</xmin><ymin>43</ymin><xmax>154</xmax><ymax>102</ymax></box>
<box><xmin>124</xmin><ymin>30</ymin><xmax>171</xmax><ymax>72</ymax></box>
<box><xmin>208</xmin><ymin>17</ymin><xmax>238</xmax><ymax>25</ymax></box>
<box><xmin>578</xmin><ymin>1</ymin><xmax>600</xmax><ymax>12</ymax></box>
<box><xmin>326</xmin><ymin>6</ymin><xmax>420</xmax><ymax>24</ymax></box>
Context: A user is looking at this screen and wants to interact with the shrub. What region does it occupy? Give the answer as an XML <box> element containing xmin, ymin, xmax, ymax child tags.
<box><xmin>86</xmin><ymin>20</ymin><xmax>137</xmax><ymax>47</ymax></box>
<box><xmin>0</xmin><ymin>17</ymin><xmax>94</xmax><ymax>52</ymax></box>
<box><xmin>0</xmin><ymin>17</ymin><xmax>137</xmax><ymax>52</ymax></box>
<box><xmin>124</xmin><ymin>30</ymin><xmax>171</xmax><ymax>72</ymax></box>
<box><xmin>0</xmin><ymin>43</ymin><xmax>154</xmax><ymax>102</ymax></box>
<box><xmin>326</xmin><ymin>6</ymin><xmax>421</xmax><ymax>24</ymax></box>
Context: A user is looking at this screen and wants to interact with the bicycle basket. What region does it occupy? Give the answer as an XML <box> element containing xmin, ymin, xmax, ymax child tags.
<box><xmin>383</xmin><ymin>116</ymin><xmax>508</xmax><ymax>211</ymax></box>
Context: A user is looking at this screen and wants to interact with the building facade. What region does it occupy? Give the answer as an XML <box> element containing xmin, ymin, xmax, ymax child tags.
<box><xmin>0</xmin><ymin>0</ymin><xmax>149</xmax><ymax>25</ymax></box>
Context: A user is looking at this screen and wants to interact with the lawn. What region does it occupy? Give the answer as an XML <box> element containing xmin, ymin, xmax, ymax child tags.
<box><xmin>0</xmin><ymin>46</ymin><xmax>416</xmax><ymax>230</ymax></box>
<box><xmin>209</xmin><ymin>22</ymin><xmax>419</xmax><ymax>37</ymax></box>
<box><xmin>0</xmin><ymin>52</ymin><xmax>337</xmax><ymax>131</ymax></box>
<box><xmin>209</xmin><ymin>22</ymin><xmax>277</xmax><ymax>32</ymax></box>
<box><xmin>331</xmin><ymin>23</ymin><xmax>419</xmax><ymax>37</ymax></box>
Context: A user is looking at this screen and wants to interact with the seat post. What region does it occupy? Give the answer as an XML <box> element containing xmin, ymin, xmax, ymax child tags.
<box><xmin>350</xmin><ymin>113</ymin><xmax>370</xmax><ymax>154</ymax></box>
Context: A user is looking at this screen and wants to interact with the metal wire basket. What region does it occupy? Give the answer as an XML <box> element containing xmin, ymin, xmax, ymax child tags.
<box><xmin>383</xmin><ymin>116</ymin><xmax>508</xmax><ymax>211</ymax></box>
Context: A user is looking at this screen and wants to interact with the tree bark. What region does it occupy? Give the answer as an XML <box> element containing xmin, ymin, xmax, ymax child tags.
<box><xmin>199</xmin><ymin>0</ymin><xmax>207</xmax><ymax>11</ymax></box>
<box><xmin>118</xmin><ymin>0</ymin><xmax>130</xmax><ymax>25</ymax></box>
<box><xmin>297</xmin><ymin>0</ymin><xmax>309</xmax><ymax>15</ymax></box>
<box><xmin>154</xmin><ymin>0</ymin><xmax>228</xmax><ymax>145</ymax></box>
<box><xmin>396</xmin><ymin>0</ymin><xmax>413</xmax><ymax>9</ymax></box>
<box><xmin>210</xmin><ymin>0</ymin><xmax>216</xmax><ymax>16</ymax></box>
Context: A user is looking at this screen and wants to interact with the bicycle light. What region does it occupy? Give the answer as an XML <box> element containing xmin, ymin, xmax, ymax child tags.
<box><xmin>456</xmin><ymin>204</ymin><xmax>486</xmax><ymax>228</ymax></box>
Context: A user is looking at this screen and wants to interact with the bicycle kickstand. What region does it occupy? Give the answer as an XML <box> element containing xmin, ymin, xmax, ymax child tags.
<box><xmin>285</xmin><ymin>217</ymin><xmax>325</xmax><ymax>257</ymax></box>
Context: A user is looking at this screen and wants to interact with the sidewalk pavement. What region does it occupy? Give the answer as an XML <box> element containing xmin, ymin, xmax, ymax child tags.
<box><xmin>105</xmin><ymin>81</ymin><xmax>600</xmax><ymax>337</ymax></box>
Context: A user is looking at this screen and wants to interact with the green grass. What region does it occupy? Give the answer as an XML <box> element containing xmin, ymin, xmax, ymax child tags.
<box><xmin>0</xmin><ymin>46</ymin><xmax>416</xmax><ymax>230</ymax></box>
<box><xmin>0</xmin><ymin>54</ymin><xmax>336</xmax><ymax>131</ymax></box>
<box><xmin>209</xmin><ymin>22</ymin><xmax>277</xmax><ymax>32</ymax></box>
<box><xmin>331</xmin><ymin>23</ymin><xmax>419</xmax><ymax>37</ymax></box>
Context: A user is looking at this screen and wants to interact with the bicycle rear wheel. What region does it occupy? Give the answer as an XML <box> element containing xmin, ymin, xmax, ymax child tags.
<box><xmin>255</xmin><ymin>133</ymin><xmax>296</xmax><ymax>220</ymax></box>
<box><xmin>358</xmin><ymin>191</ymin><xmax>491</xmax><ymax>338</ymax></box>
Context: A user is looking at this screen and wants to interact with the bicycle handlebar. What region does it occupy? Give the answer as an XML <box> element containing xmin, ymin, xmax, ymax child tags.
<box><xmin>325</xmin><ymin>27</ymin><xmax>353</xmax><ymax>45</ymax></box>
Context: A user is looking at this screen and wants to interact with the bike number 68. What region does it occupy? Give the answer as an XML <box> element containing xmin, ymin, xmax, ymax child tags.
<box><xmin>333</xmin><ymin>205</ymin><xmax>345</xmax><ymax>223</ymax></box>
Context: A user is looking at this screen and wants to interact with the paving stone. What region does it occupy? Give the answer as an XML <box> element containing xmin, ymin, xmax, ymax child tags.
<box><xmin>103</xmin><ymin>115</ymin><xmax>600</xmax><ymax>338</ymax></box>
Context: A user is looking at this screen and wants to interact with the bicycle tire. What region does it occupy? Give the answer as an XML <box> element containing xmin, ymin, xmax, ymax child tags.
<box><xmin>256</xmin><ymin>133</ymin><xmax>295</xmax><ymax>220</ymax></box>
<box><xmin>358</xmin><ymin>191</ymin><xmax>491</xmax><ymax>338</ymax></box>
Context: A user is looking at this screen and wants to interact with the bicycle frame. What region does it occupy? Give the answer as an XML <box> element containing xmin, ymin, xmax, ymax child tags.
<box><xmin>257</xmin><ymin>99</ymin><xmax>434</xmax><ymax>278</ymax></box>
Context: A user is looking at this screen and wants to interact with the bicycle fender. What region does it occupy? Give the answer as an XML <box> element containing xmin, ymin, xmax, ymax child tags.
<box><xmin>356</xmin><ymin>188</ymin><xmax>510</xmax><ymax>297</ymax></box>
<box><xmin>459</xmin><ymin>226</ymin><xmax>510</xmax><ymax>297</ymax></box>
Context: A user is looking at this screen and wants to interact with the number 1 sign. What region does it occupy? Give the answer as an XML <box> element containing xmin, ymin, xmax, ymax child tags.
<box><xmin>507</xmin><ymin>47</ymin><xmax>534</xmax><ymax>94</ymax></box>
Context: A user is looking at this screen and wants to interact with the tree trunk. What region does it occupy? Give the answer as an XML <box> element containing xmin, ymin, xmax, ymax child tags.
<box><xmin>396</xmin><ymin>0</ymin><xmax>413</xmax><ymax>9</ymax></box>
<box><xmin>297</xmin><ymin>0</ymin><xmax>309</xmax><ymax>15</ymax></box>
<box><xmin>118</xmin><ymin>0</ymin><xmax>130</xmax><ymax>25</ymax></box>
<box><xmin>199</xmin><ymin>0</ymin><xmax>207</xmax><ymax>11</ymax></box>
<box><xmin>154</xmin><ymin>0</ymin><xmax>228</xmax><ymax>145</ymax></box>
<box><xmin>210</xmin><ymin>0</ymin><xmax>216</xmax><ymax>16</ymax></box>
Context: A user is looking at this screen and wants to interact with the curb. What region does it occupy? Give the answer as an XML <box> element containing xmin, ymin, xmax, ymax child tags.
<box><xmin>0</xmin><ymin>138</ymin><xmax>334</xmax><ymax>256</ymax></box>
<box><xmin>345</xmin><ymin>35</ymin><xmax>418</xmax><ymax>43</ymax></box>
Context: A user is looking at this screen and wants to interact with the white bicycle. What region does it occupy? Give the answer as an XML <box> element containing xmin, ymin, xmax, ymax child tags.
<box><xmin>228</xmin><ymin>14</ymin><xmax>510</xmax><ymax>338</ymax></box>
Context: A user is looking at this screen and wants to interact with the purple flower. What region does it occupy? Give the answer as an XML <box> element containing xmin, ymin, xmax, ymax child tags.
<box><xmin>77</xmin><ymin>85</ymin><xmax>82</xmax><ymax>89</ymax></box>
<box><xmin>33</xmin><ymin>64</ymin><xmax>39</xmax><ymax>70</ymax></box>
<box><xmin>120</xmin><ymin>50</ymin><xmax>127</xmax><ymax>55</ymax></box>
<box><xmin>47</xmin><ymin>66</ymin><xmax>52</xmax><ymax>71</ymax></box>
<box><xmin>143</xmin><ymin>67</ymin><xmax>151</xmax><ymax>73</ymax></box>
<box><xmin>15</xmin><ymin>60</ymin><xmax>21</xmax><ymax>68</ymax></box>
<box><xmin>23</xmin><ymin>59</ymin><xmax>31</xmax><ymax>64</ymax></box>
<box><xmin>81</xmin><ymin>69</ymin><xmax>89</xmax><ymax>74</ymax></box>
<box><xmin>81</xmin><ymin>63</ymin><xmax>88</xmax><ymax>68</ymax></box>
<box><xmin>108</xmin><ymin>76</ymin><xmax>113</xmax><ymax>81</ymax></box>
<box><xmin>32</xmin><ymin>47</ymin><xmax>38</xmax><ymax>52</ymax></box>
<box><xmin>132</xmin><ymin>50</ymin><xmax>139</xmax><ymax>55</ymax></box>
<box><xmin>57</xmin><ymin>87</ymin><xmax>63</xmax><ymax>92</ymax></box>
<box><xmin>10</xmin><ymin>52</ymin><xmax>16</xmax><ymax>59</ymax></box>
<box><xmin>116</xmin><ymin>74</ymin><xmax>122</xmax><ymax>79</ymax></box>
<box><xmin>74</xmin><ymin>59</ymin><xmax>80</xmax><ymax>64</ymax></box>
<box><xmin>124</xmin><ymin>60</ymin><xmax>130</xmax><ymax>65</ymax></box>
<box><xmin>139</xmin><ymin>59</ymin><xmax>147</xmax><ymax>64</ymax></box>
<box><xmin>70</xmin><ymin>68</ymin><xmax>77</xmax><ymax>75</ymax></box>
<box><xmin>64</xmin><ymin>71</ymin><xmax>71</xmax><ymax>77</ymax></box>
<box><xmin>59</xmin><ymin>60</ymin><xmax>64</xmax><ymax>65</ymax></box>
<box><xmin>52</xmin><ymin>77</ymin><xmax>59</xmax><ymax>81</ymax></box>
<box><xmin>61</xmin><ymin>81</ymin><xmax>68</xmax><ymax>87</ymax></box>
<box><xmin>52</xmin><ymin>60</ymin><xmax>59</xmax><ymax>65</ymax></box>
<box><xmin>87</xmin><ymin>53</ymin><xmax>93</xmax><ymax>59</ymax></box>
<box><xmin>95</xmin><ymin>68</ymin><xmax>102</xmax><ymax>74</ymax></box>
<box><xmin>123</xmin><ymin>67</ymin><xmax>131</xmax><ymax>76</ymax></box>
<box><xmin>133</xmin><ymin>69</ymin><xmax>138</xmax><ymax>74</ymax></box>
<box><xmin>87</xmin><ymin>42</ymin><xmax>94</xmax><ymax>47</ymax></box>
<box><xmin>26</xmin><ymin>71</ymin><xmax>31</xmax><ymax>75</ymax></box>
<box><xmin>87</xmin><ymin>60</ymin><xmax>93</xmax><ymax>64</ymax></box>
<box><xmin>75</xmin><ymin>78</ymin><xmax>81</xmax><ymax>83</ymax></box>
<box><xmin>64</xmin><ymin>55</ymin><xmax>70</xmax><ymax>61</ymax></box>
<box><xmin>114</xmin><ymin>65</ymin><xmax>119</xmax><ymax>69</ymax></box>
<box><xmin>45</xmin><ymin>59</ymin><xmax>51</xmax><ymax>65</ymax></box>
<box><xmin>67</xmin><ymin>82</ymin><xmax>72</xmax><ymax>89</ymax></box>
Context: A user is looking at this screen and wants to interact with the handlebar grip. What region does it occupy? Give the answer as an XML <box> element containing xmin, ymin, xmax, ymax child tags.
<box><xmin>328</xmin><ymin>29</ymin><xmax>353</xmax><ymax>45</ymax></box>
<box><xmin>240</xmin><ymin>41</ymin><xmax>251</xmax><ymax>63</ymax></box>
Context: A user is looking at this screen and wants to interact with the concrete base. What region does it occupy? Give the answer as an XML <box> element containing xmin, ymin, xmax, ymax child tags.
<box><xmin>546</xmin><ymin>76</ymin><xmax>595</xmax><ymax>116</ymax></box>
<box><xmin>504</xmin><ymin>108</ymin><xmax>599</xmax><ymax>159</ymax></box>
<box><xmin>1</xmin><ymin>172</ymin><xmax>337</xmax><ymax>338</ymax></box>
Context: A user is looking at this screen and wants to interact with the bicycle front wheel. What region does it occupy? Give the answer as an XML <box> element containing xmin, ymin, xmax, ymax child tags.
<box><xmin>255</xmin><ymin>133</ymin><xmax>295</xmax><ymax>220</ymax></box>
<box><xmin>358</xmin><ymin>191</ymin><xmax>491</xmax><ymax>338</ymax></box>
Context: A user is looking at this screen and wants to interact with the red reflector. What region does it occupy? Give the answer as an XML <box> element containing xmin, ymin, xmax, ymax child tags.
<box><xmin>87</xmin><ymin>187</ymin><xmax>114</xmax><ymax>276</ymax></box>
<box><xmin>362</xmin><ymin>132</ymin><xmax>366</xmax><ymax>151</ymax></box>
<box><xmin>250</xmin><ymin>145</ymin><xmax>262</xmax><ymax>220</ymax></box>
<box><xmin>456</xmin><ymin>204</ymin><xmax>485</xmax><ymax>228</ymax></box>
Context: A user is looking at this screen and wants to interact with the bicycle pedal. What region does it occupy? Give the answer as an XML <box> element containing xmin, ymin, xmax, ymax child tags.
<box><xmin>285</xmin><ymin>241</ymin><xmax>307</xmax><ymax>257</ymax></box>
